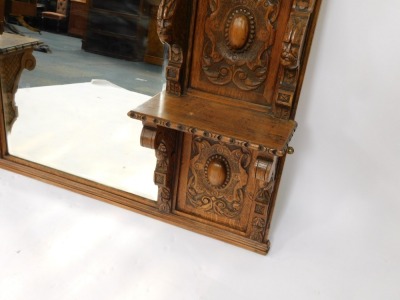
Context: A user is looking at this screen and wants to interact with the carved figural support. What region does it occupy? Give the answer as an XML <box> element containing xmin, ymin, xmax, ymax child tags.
<box><xmin>201</xmin><ymin>0</ymin><xmax>281</xmax><ymax>92</ymax></box>
<box><xmin>273</xmin><ymin>0</ymin><xmax>316</xmax><ymax>119</ymax></box>
<box><xmin>0</xmin><ymin>47</ymin><xmax>36</xmax><ymax>132</ymax></box>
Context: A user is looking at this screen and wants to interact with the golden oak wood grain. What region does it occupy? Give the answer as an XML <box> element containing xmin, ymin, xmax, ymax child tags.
<box><xmin>0</xmin><ymin>0</ymin><xmax>322</xmax><ymax>255</ymax></box>
<box><xmin>129</xmin><ymin>91</ymin><xmax>297</xmax><ymax>156</ymax></box>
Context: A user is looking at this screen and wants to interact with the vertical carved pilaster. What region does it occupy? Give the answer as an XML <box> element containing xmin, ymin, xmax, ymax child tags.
<box><xmin>273</xmin><ymin>0</ymin><xmax>316</xmax><ymax>119</ymax></box>
<box><xmin>249</xmin><ymin>157</ymin><xmax>276</xmax><ymax>245</ymax></box>
<box><xmin>157</xmin><ymin>0</ymin><xmax>191</xmax><ymax>96</ymax></box>
<box><xmin>154</xmin><ymin>127</ymin><xmax>178</xmax><ymax>213</ymax></box>
<box><xmin>140</xmin><ymin>125</ymin><xmax>178</xmax><ymax>213</ymax></box>
<box><xmin>0</xmin><ymin>48</ymin><xmax>36</xmax><ymax>132</ymax></box>
<box><xmin>165</xmin><ymin>44</ymin><xmax>183</xmax><ymax>95</ymax></box>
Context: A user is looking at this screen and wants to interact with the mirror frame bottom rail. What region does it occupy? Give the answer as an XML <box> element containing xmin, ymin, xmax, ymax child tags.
<box><xmin>0</xmin><ymin>155</ymin><xmax>269</xmax><ymax>254</ymax></box>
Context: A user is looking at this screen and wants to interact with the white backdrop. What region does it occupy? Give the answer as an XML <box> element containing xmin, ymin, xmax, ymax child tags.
<box><xmin>1</xmin><ymin>1</ymin><xmax>400</xmax><ymax>299</ymax></box>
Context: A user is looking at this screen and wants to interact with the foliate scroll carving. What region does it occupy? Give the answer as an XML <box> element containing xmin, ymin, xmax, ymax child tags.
<box><xmin>250</xmin><ymin>217</ymin><xmax>267</xmax><ymax>243</ymax></box>
<box><xmin>157</xmin><ymin>0</ymin><xmax>188</xmax><ymax>96</ymax></box>
<box><xmin>157</xmin><ymin>0</ymin><xmax>177</xmax><ymax>44</ymax></box>
<box><xmin>165</xmin><ymin>44</ymin><xmax>183</xmax><ymax>95</ymax></box>
<box><xmin>249</xmin><ymin>157</ymin><xmax>277</xmax><ymax>243</ymax></box>
<box><xmin>153</xmin><ymin>127</ymin><xmax>178</xmax><ymax>213</ymax></box>
<box><xmin>187</xmin><ymin>137</ymin><xmax>251</xmax><ymax>221</ymax></box>
<box><xmin>202</xmin><ymin>0</ymin><xmax>281</xmax><ymax>91</ymax></box>
<box><xmin>0</xmin><ymin>49</ymin><xmax>36</xmax><ymax>132</ymax></box>
<box><xmin>273</xmin><ymin>0</ymin><xmax>316</xmax><ymax>119</ymax></box>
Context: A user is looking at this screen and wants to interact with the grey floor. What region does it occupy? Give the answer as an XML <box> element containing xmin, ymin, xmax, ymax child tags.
<box><xmin>15</xmin><ymin>26</ymin><xmax>165</xmax><ymax>96</ymax></box>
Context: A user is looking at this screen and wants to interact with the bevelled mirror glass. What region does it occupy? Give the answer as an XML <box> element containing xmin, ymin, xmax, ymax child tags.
<box><xmin>3</xmin><ymin>0</ymin><xmax>164</xmax><ymax>201</ymax></box>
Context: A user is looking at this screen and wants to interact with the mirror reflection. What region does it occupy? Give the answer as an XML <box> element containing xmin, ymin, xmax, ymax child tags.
<box><xmin>4</xmin><ymin>1</ymin><xmax>164</xmax><ymax>200</ymax></box>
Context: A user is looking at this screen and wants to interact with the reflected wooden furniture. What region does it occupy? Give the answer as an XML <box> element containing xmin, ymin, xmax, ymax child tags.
<box><xmin>41</xmin><ymin>0</ymin><xmax>68</xmax><ymax>32</ymax></box>
<box><xmin>143</xmin><ymin>0</ymin><xmax>163</xmax><ymax>65</ymax></box>
<box><xmin>10</xmin><ymin>0</ymin><xmax>36</xmax><ymax>16</ymax></box>
<box><xmin>0</xmin><ymin>33</ymin><xmax>41</xmax><ymax>133</ymax></box>
<box><xmin>129</xmin><ymin>0</ymin><xmax>322</xmax><ymax>254</ymax></box>
<box><xmin>68</xmin><ymin>0</ymin><xmax>88</xmax><ymax>38</ymax></box>
<box><xmin>82</xmin><ymin>0</ymin><xmax>146</xmax><ymax>61</ymax></box>
<box><xmin>9</xmin><ymin>0</ymin><xmax>40</xmax><ymax>32</ymax></box>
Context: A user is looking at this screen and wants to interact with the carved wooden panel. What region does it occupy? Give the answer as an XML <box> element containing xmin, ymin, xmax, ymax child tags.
<box><xmin>176</xmin><ymin>135</ymin><xmax>255</xmax><ymax>231</ymax></box>
<box><xmin>190</xmin><ymin>0</ymin><xmax>290</xmax><ymax>105</ymax></box>
<box><xmin>176</xmin><ymin>133</ymin><xmax>277</xmax><ymax>238</ymax></box>
<box><xmin>140</xmin><ymin>124</ymin><xmax>178</xmax><ymax>213</ymax></box>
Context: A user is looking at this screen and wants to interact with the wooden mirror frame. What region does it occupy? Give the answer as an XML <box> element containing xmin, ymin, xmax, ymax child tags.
<box><xmin>0</xmin><ymin>0</ymin><xmax>321</xmax><ymax>255</ymax></box>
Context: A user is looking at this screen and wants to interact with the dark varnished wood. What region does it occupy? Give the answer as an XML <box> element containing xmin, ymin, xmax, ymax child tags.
<box><xmin>68</xmin><ymin>0</ymin><xmax>89</xmax><ymax>38</ymax></box>
<box><xmin>82</xmin><ymin>0</ymin><xmax>147</xmax><ymax>61</ymax></box>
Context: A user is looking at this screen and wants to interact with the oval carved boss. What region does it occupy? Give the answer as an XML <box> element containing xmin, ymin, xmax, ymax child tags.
<box><xmin>228</xmin><ymin>14</ymin><xmax>250</xmax><ymax>50</ymax></box>
<box><xmin>225</xmin><ymin>8</ymin><xmax>255</xmax><ymax>52</ymax></box>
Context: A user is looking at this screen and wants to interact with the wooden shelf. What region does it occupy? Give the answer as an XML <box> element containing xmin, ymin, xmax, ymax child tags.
<box><xmin>0</xmin><ymin>33</ymin><xmax>41</xmax><ymax>53</ymax></box>
<box><xmin>128</xmin><ymin>91</ymin><xmax>297</xmax><ymax>156</ymax></box>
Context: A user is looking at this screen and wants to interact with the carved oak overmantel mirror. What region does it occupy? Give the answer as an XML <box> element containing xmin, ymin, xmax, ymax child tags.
<box><xmin>0</xmin><ymin>0</ymin><xmax>321</xmax><ymax>254</ymax></box>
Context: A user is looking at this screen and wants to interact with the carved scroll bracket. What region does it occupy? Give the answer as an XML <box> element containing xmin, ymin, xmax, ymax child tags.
<box><xmin>273</xmin><ymin>0</ymin><xmax>316</xmax><ymax>119</ymax></box>
<box><xmin>0</xmin><ymin>48</ymin><xmax>36</xmax><ymax>132</ymax></box>
<box><xmin>140</xmin><ymin>124</ymin><xmax>178</xmax><ymax>213</ymax></box>
<box><xmin>249</xmin><ymin>156</ymin><xmax>277</xmax><ymax>245</ymax></box>
<box><xmin>157</xmin><ymin>0</ymin><xmax>190</xmax><ymax>95</ymax></box>
<box><xmin>140</xmin><ymin>125</ymin><xmax>157</xmax><ymax>149</ymax></box>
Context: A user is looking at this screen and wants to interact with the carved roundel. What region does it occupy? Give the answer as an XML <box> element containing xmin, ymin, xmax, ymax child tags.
<box><xmin>204</xmin><ymin>154</ymin><xmax>231</xmax><ymax>189</ymax></box>
<box><xmin>224</xmin><ymin>7</ymin><xmax>256</xmax><ymax>53</ymax></box>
